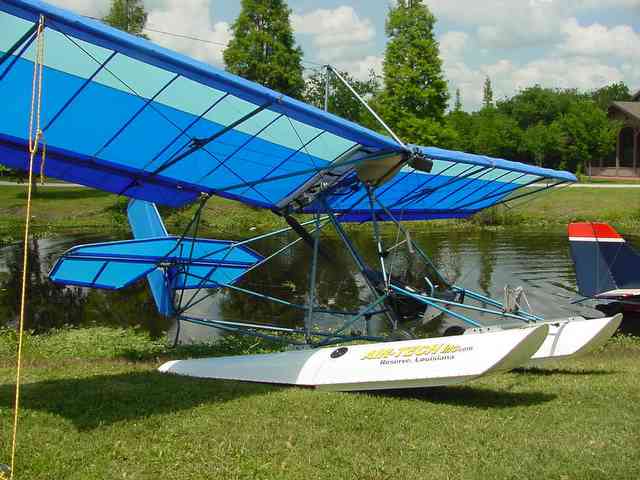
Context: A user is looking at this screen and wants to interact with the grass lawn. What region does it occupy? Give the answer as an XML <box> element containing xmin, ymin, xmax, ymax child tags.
<box><xmin>581</xmin><ymin>177</ymin><xmax>640</xmax><ymax>184</ymax></box>
<box><xmin>0</xmin><ymin>327</ymin><xmax>639</xmax><ymax>480</ymax></box>
<box><xmin>511</xmin><ymin>186</ymin><xmax>640</xmax><ymax>227</ymax></box>
<box><xmin>1</xmin><ymin>184</ymin><xmax>639</xmax><ymax>242</ymax></box>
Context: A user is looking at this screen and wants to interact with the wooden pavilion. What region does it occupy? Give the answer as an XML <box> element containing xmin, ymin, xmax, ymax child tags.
<box><xmin>595</xmin><ymin>90</ymin><xmax>640</xmax><ymax>178</ymax></box>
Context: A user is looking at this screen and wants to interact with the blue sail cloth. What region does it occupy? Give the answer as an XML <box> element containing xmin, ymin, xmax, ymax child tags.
<box><xmin>310</xmin><ymin>146</ymin><xmax>576</xmax><ymax>221</ymax></box>
<box><xmin>0</xmin><ymin>0</ymin><xmax>576</xmax><ymax>221</ymax></box>
<box><xmin>49</xmin><ymin>237</ymin><xmax>263</xmax><ymax>290</ymax></box>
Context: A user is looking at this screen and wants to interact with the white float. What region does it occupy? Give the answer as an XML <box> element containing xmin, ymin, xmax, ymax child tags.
<box><xmin>465</xmin><ymin>314</ymin><xmax>622</xmax><ymax>366</ymax></box>
<box><xmin>528</xmin><ymin>314</ymin><xmax>622</xmax><ymax>365</ymax></box>
<box><xmin>159</xmin><ymin>324</ymin><xmax>548</xmax><ymax>391</ymax></box>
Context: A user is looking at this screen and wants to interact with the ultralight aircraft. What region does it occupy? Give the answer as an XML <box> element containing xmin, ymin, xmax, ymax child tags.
<box><xmin>0</xmin><ymin>0</ymin><xmax>622</xmax><ymax>391</ymax></box>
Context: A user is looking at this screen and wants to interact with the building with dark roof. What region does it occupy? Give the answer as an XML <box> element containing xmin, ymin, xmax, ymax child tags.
<box><xmin>599</xmin><ymin>90</ymin><xmax>640</xmax><ymax>178</ymax></box>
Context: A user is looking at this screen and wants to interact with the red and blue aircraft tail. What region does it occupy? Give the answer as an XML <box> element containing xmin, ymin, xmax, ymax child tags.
<box><xmin>49</xmin><ymin>200</ymin><xmax>263</xmax><ymax>316</ymax></box>
<box><xmin>568</xmin><ymin>222</ymin><xmax>640</xmax><ymax>300</ymax></box>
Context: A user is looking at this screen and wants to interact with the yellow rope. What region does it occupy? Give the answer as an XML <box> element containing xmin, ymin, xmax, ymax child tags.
<box><xmin>8</xmin><ymin>15</ymin><xmax>46</xmax><ymax>480</ymax></box>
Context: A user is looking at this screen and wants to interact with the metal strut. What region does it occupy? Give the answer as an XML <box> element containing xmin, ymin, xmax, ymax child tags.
<box><xmin>305</xmin><ymin>213</ymin><xmax>321</xmax><ymax>342</ymax></box>
<box><xmin>323</xmin><ymin>200</ymin><xmax>399</xmax><ymax>330</ymax></box>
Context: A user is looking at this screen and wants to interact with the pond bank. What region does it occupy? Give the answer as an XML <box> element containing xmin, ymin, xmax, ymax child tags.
<box><xmin>0</xmin><ymin>185</ymin><xmax>639</xmax><ymax>245</ymax></box>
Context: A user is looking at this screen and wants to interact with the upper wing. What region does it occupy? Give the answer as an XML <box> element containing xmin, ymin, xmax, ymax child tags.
<box><xmin>0</xmin><ymin>0</ymin><xmax>402</xmax><ymax>208</ymax></box>
<box><xmin>0</xmin><ymin>0</ymin><xmax>576</xmax><ymax>218</ymax></box>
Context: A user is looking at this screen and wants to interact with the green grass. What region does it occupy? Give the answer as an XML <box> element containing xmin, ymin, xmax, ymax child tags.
<box><xmin>0</xmin><ymin>327</ymin><xmax>639</xmax><ymax>479</ymax></box>
<box><xmin>580</xmin><ymin>176</ymin><xmax>640</xmax><ymax>184</ymax></box>
<box><xmin>1</xmin><ymin>184</ymin><xmax>640</xmax><ymax>242</ymax></box>
<box><xmin>0</xmin><ymin>186</ymin><xmax>286</xmax><ymax>243</ymax></box>
<box><xmin>512</xmin><ymin>187</ymin><xmax>640</xmax><ymax>227</ymax></box>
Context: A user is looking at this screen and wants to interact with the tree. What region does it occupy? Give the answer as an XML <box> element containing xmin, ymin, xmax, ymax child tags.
<box><xmin>496</xmin><ymin>85</ymin><xmax>583</xmax><ymax>130</ymax></box>
<box><xmin>223</xmin><ymin>0</ymin><xmax>304</xmax><ymax>99</ymax></box>
<box><xmin>482</xmin><ymin>77</ymin><xmax>494</xmax><ymax>109</ymax></box>
<box><xmin>103</xmin><ymin>0</ymin><xmax>148</xmax><ymax>37</ymax></box>
<box><xmin>556</xmin><ymin>101</ymin><xmax>619</xmax><ymax>173</ymax></box>
<box><xmin>591</xmin><ymin>82</ymin><xmax>631</xmax><ymax>111</ymax></box>
<box><xmin>304</xmin><ymin>69</ymin><xmax>381</xmax><ymax>124</ymax></box>
<box><xmin>376</xmin><ymin>0</ymin><xmax>449</xmax><ymax>144</ymax></box>
<box><xmin>454</xmin><ymin>88</ymin><xmax>463</xmax><ymax>112</ymax></box>
<box><xmin>445</xmin><ymin>109</ymin><xmax>473</xmax><ymax>151</ymax></box>
<box><xmin>470</xmin><ymin>109</ymin><xmax>523</xmax><ymax>160</ymax></box>
<box><xmin>521</xmin><ymin>122</ymin><xmax>565</xmax><ymax>168</ymax></box>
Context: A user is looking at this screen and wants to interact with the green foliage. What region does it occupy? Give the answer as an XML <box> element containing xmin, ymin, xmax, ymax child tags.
<box><xmin>453</xmin><ymin>88</ymin><xmax>463</xmax><ymax>113</ymax></box>
<box><xmin>443</xmin><ymin>83</ymin><xmax>626</xmax><ymax>172</ymax></box>
<box><xmin>103</xmin><ymin>0</ymin><xmax>148</xmax><ymax>37</ymax></box>
<box><xmin>376</xmin><ymin>0</ymin><xmax>449</xmax><ymax>144</ymax></box>
<box><xmin>470</xmin><ymin>108</ymin><xmax>523</xmax><ymax>159</ymax></box>
<box><xmin>0</xmin><ymin>325</ymin><xmax>282</xmax><ymax>363</ymax></box>
<box><xmin>556</xmin><ymin>100</ymin><xmax>620</xmax><ymax>172</ymax></box>
<box><xmin>223</xmin><ymin>0</ymin><xmax>304</xmax><ymax>99</ymax></box>
<box><xmin>591</xmin><ymin>82</ymin><xmax>631</xmax><ymax>111</ymax></box>
<box><xmin>445</xmin><ymin>109</ymin><xmax>473</xmax><ymax>151</ymax></box>
<box><xmin>304</xmin><ymin>68</ymin><xmax>381</xmax><ymax>124</ymax></box>
<box><xmin>482</xmin><ymin>76</ymin><xmax>494</xmax><ymax>109</ymax></box>
<box><xmin>520</xmin><ymin>121</ymin><xmax>565</xmax><ymax>167</ymax></box>
<box><xmin>496</xmin><ymin>85</ymin><xmax>583</xmax><ymax>130</ymax></box>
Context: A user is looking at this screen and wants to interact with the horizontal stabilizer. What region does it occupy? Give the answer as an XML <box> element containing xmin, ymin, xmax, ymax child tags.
<box><xmin>49</xmin><ymin>237</ymin><xmax>263</xmax><ymax>291</ymax></box>
<box><xmin>568</xmin><ymin>222</ymin><xmax>640</xmax><ymax>298</ymax></box>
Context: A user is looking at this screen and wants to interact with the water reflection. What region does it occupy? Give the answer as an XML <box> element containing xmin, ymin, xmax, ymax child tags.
<box><xmin>1</xmin><ymin>227</ymin><xmax>638</xmax><ymax>340</ymax></box>
<box><xmin>0</xmin><ymin>233</ymin><xmax>169</xmax><ymax>337</ymax></box>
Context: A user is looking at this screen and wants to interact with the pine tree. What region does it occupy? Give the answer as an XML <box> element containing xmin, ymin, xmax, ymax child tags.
<box><xmin>103</xmin><ymin>0</ymin><xmax>148</xmax><ymax>38</ymax></box>
<box><xmin>376</xmin><ymin>0</ymin><xmax>449</xmax><ymax>144</ymax></box>
<box><xmin>483</xmin><ymin>76</ymin><xmax>494</xmax><ymax>109</ymax></box>
<box><xmin>224</xmin><ymin>0</ymin><xmax>304</xmax><ymax>99</ymax></box>
<box><xmin>454</xmin><ymin>88</ymin><xmax>463</xmax><ymax>112</ymax></box>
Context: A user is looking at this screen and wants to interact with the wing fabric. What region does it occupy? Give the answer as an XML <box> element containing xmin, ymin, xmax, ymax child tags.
<box><xmin>0</xmin><ymin>0</ymin><xmax>576</xmax><ymax>220</ymax></box>
<box><xmin>308</xmin><ymin>147</ymin><xmax>576</xmax><ymax>221</ymax></box>
<box><xmin>0</xmin><ymin>0</ymin><xmax>401</xmax><ymax>208</ymax></box>
<box><xmin>49</xmin><ymin>237</ymin><xmax>263</xmax><ymax>290</ymax></box>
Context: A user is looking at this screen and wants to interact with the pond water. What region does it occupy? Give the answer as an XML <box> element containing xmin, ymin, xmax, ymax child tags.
<box><xmin>1</xmin><ymin>225</ymin><xmax>638</xmax><ymax>342</ymax></box>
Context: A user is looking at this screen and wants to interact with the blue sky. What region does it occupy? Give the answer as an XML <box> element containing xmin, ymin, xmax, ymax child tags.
<box><xmin>54</xmin><ymin>0</ymin><xmax>640</xmax><ymax>110</ymax></box>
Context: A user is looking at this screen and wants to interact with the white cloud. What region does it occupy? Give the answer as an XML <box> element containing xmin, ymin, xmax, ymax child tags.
<box><xmin>560</xmin><ymin>18</ymin><xmax>640</xmax><ymax>59</ymax></box>
<box><xmin>571</xmin><ymin>0</ymin><xmax>640</xmax><ymax>8</ymax></box>
<box><xmin>292</xmin><ymin>6</ymin><xmax>375</xmax><ymax>63</ymax></box>
<box><xmin>426</xmin><ymin>0</ymin><xmax>639</xmax><ymax>49</ymax></box>
<box><xmin>334</xmin><ymin>55</ymin><xmax>383</xmax><ymax>80</ymax></box>
<box><xmin>145</xmin><ymin>0</ymin><xmax>230</xmax><ymax>66</ymax></box>
<box><xmin>47</xmin><ymin>0</ymin><xmax>110</xmax><ymax>17</ymax></box>
<box><xmin>439</xmin><ymin>31</ymin><xmax>468</xmax><ymax>61</ymax></box>
<box><xmin>509</xmin><ymin>56</ymin><xmax>623</xmax><ymax>90</ymax></box>
<box><xmin>47</xmin><ymin>0</ymin><xmax>230</xmax><ymax>67</ymax></box>
<box><xmin>444</xmin><ymin>54</ymin><xmax>626</xmax><ymax>111</ymax></box>
<box><xmin>439</xmin><ymin>25</ymin><xmax>627</xmax><ymax>110</ymax></box>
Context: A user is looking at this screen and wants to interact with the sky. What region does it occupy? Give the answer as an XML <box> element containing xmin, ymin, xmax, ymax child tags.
<box><xmin>50</xmin><ymin>0</ymin><xmax>640</xmax><ymax>111</ymax></box>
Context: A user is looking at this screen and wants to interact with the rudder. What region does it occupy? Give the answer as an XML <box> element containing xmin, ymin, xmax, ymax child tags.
<box><xmin>127</xmin><ymin>199</ymin><xmax>174</xmax><ymax>316</ymax></box>
<box><xmin>568</xmin><ymin>222</ymin><xmax>640</xmax><ymax>299</ymax></box>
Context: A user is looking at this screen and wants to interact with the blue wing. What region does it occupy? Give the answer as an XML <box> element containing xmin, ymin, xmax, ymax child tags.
<box><xmin>0</xmin><ymin>0</ymin><xmax>576</xmax><ymax>220</ymax></box>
